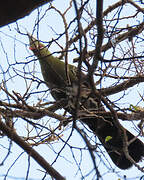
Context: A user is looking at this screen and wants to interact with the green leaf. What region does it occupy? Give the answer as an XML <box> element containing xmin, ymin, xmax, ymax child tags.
<box><xmin>129</xmin><ymin>104</ymin><xmax>144</xmax><ymax>111</ymax></box>
<box><xmin>105</xmin><ymin>136</ymin><xmax>112</xmax><ymax>142</ymax></box>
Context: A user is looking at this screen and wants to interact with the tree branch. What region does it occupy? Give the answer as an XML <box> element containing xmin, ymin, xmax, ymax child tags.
<box><xmin>0</xmin><ymin>118</ymin><xmax>66</xmax><ymax>180</ymax></box>
<box><xmin>100</xmin><ymin>76</ymin><xmax>144</xmax><ymax>96</ymax></box>
<box><xmin>0</xmin><ymin>0</ymin><xmax>52</xmax><ymax>27</ymax></box>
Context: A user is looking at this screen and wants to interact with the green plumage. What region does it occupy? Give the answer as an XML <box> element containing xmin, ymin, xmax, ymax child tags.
<box><xmin>29</xmin><ymin>36</ymin><xmax>78</xmax><ymax>90</ymax></box>
<box><xmin>28</xmin><ymin>34</ymin><xmax>144</xmax><ymax>170</ymax></box>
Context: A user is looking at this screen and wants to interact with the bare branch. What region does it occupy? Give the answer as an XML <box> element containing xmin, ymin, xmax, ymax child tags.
<box><xmin>0</xmin><ymin>118</ymin><xmax>66</xmax><ymax>180</ymax></box>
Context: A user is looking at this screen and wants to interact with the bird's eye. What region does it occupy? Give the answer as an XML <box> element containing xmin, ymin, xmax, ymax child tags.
<box><xmin>29</xmin><ymin>44</ymin><xmax>44</xmax><ymax>51</ymax></box>
<box><xmin>29</xmin><ymin>46</ymin><xmax>34</xmax><ymax>50</ymax></box>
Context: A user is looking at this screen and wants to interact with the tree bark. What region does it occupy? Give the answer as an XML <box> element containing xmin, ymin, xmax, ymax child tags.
<box><xmin>0</xmin><ymin>0</ymin><xmax>52</xmax><ymax>27</ymax></box>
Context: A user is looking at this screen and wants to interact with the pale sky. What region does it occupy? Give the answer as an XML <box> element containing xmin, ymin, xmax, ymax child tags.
<box><xmin>0</xmin><ymin>0</ymin><xmax>144</xmax><ymax>180</ymax></box>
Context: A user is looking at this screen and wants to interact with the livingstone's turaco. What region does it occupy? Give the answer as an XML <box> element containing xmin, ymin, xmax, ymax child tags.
<box><xmin>28</xmin><ymin>34</ymin><xmax>144</xmax><ymax>170</ymax></box>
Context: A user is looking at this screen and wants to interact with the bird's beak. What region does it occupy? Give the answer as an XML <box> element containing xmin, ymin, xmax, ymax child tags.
<box><xmin>27</xmin><ymin>32</ymin><xmax>37</xmax><ymax>45</ymax></box>
<box><xmin>27</xmin><ymin>32</ymin><xmax>38</xmax><ymax>51</ymax></box>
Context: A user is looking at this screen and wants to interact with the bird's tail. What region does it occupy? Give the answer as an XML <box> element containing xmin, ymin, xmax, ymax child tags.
<box><xmin>82</xmin><ymin>116</ymin><xmax>144</xmax><ymax>169</ymax></box>
<box><xmin>52</xmin><ymin>84</ymin><xmax>144</xmax><ymax>169</ymax></box>
<box><xmin>104</xmin><ymin>130</ymin><xmax>144</xmax><ymax>169</ymax></box>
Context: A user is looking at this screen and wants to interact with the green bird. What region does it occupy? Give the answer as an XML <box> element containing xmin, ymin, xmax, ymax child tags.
<box><xmin>28</xmin><ymin>34</ymin><xmax>144</xmax><ymax>170</ymax></box>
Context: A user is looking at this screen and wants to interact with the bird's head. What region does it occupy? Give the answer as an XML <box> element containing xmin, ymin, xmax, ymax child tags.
<box><xmin>28</xmin><ymin>34</ymin><xmax>48</xmax><ymax>57</ymax></box>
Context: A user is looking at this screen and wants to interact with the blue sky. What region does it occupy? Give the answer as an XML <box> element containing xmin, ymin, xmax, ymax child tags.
<box><xmin>0</xmin><ymin>0</ymin><xmax>144</xmax><ymax>179</ymax></box>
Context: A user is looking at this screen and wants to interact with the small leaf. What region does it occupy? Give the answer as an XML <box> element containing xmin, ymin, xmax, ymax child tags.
<box><xmin>105</xmin><ymin>136</ymin><xmax>112</xmax><ymax>142</ymax></box>
<box><xmin>129</xmin><ymin>104</ymin><xmax>144</xmax><ymax>111</ymax></box>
